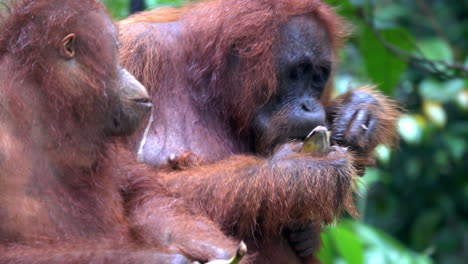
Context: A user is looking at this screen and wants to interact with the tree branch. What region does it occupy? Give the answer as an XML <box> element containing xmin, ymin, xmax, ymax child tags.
<box><xmin>359</xmin><ymin>2</ymin><xmax>468</xmax><ymax>80</ymax></box>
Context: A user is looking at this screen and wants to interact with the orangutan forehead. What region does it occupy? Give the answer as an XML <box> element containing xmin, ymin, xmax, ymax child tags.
<box><xmin>276</xmin><ymin>15</ymin><xmax>332</xmax><ymax>67</ymax></box>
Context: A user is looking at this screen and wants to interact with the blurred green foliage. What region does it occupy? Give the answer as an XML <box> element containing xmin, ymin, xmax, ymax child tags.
<box><xmin>318</xmin><ymin>220</ymin><xmax>433</xmax><ymax>264</ymax></box>
<box><xmin>103</xmin><ymin>0</ymin><xmax>187</xmax><ymax>19</ymax></box>
<box><xmin>105</xmin><ymin>0</ymin><xmax>467</xmax><ymax>263</ymax></box>
<box><xmin>325</xmin><ymin>0</ymin><xmax>468</xmax><ymax>263</ymax></box>
<box><xmin>103</xmin><ymin>0</ymin><xmax>128</xmax><ymax>19</ymax></box>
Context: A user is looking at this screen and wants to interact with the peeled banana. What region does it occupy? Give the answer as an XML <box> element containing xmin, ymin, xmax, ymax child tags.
<box><xmin>301</xmin><ymin>126</ymin><xmax>331</xmax><ymax>153</ymax></box>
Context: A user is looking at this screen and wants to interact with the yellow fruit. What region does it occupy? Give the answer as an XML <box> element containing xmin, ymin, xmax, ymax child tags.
<box><xmin>302</xmin><ymin>126</ymin><xmax>331</xmax><ymax>153</ymax></box>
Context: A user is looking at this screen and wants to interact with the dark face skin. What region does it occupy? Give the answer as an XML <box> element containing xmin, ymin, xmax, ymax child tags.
<box><xmin>251</xmin><ymin>16</ymin><xmax>332</xmax><ymax>153</ymax></box>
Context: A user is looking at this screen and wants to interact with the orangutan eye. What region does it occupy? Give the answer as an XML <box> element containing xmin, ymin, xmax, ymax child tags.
<box><xmin>289</xmin><ymin>63</ymin><xmax>312</xmax><ymax>81</ymax></box>
<box><xmin>312</xmin><ymin>65</ymin><xmax>330</xmax><ymax>86</ymax></box>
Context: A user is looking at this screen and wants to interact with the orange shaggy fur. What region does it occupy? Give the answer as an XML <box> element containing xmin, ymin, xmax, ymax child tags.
<box><xmin>118</xmin><ymin>0</ymin><xmax>400</xmax><ymax>263</ymax></box>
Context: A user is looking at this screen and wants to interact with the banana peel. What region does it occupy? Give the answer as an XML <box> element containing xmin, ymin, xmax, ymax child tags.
<box><xmin>301</xmin><ymin>126</ymin><xmax>331</xmax><ymax>153</ymax></box>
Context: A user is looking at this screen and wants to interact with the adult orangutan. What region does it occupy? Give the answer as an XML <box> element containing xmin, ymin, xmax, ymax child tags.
<box><xmin>119</xmin><ymin>0</ymin><xmax>399</xmax><ymax>263</ymax></box>
<box><xmin>0</xmin><ymin>0</ymin><xmax>239</xmax><ymax>263</ymax></box>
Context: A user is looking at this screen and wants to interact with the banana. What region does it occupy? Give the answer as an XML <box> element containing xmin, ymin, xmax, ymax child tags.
<box><xmin>301</xmin><ymin>126</ymin><xmax>331</xmax><ymax>153</ymax></box>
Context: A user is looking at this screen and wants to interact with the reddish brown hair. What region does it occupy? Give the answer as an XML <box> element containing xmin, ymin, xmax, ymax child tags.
<box><xmin>0</xmin><ymin>0</ymin><xmax>117</xmax><ymax>149</ymax></box>
<box><xmin>120</xmin><ymin>0</ymin><xmax>348</xmax><ymax>130</ymax></box>
<box><xmin>0</xmin><ymin>0</ymin><xmax>115</xmax><ymax>110</ymax></box>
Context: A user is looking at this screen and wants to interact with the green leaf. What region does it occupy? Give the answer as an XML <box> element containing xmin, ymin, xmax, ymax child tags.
<box><xmin>103</xmin><ymin>0</ymin><xmax>129</xmax><ymax>19</ymax></box>
<box><xmin>363</xmin><ymin>249</ymin><xmax>387</xmax><ymax>264</ymax></box>
<box><xmin>359</xmin><ymin>27</ymin><xmax>413</xmax><ymax>95</ymax></box>
<box><xmin>419</xmin><ymin>78</ymin><xmax>465</xmax><ymax>103</ymax></box>
<box><xmin>318</xmin><ymin>232</ymin><xmax>335</xmax><ymax>264</ymax></box>
<box><xmin>410</xmin><ymin>211</ymin><xmax>442</xmax><ymax>251</ymax></box>
<box><xmin>350</xmin><ymin>221</ymin><xmax>433</xmax><ymax>264</ymax></box>
<box><xmin>323</xmin><ymin>0</ymin><xmax>356</xmax><ymax>18</ymax></box>
<box><xmin>147</xmin><ymin>0</ymin><xmax>188</xmax><ymax>8</ymax></box>
<box><xmin>443</xmin><ymin>133</ymin><xmax>468</xmax><ymax>161</ymax></box>
<box><xmin>374</xmin><ymin>4</ymin><xmax>408</xmax><ymax>28</ymax></box>
<box><xmin>418</xmin><ymin>38</ymin><xmax>453</xmax><ymax>63</ymax></box>
<box><xmin>329</xmin><ymin>225</ymin><xmax>364</xmax><ymax>264</ymax></box>
<box><xmin>319</xmin><ymin>221</ymin><xmax>433</xmax><ymax>264</ymax></box>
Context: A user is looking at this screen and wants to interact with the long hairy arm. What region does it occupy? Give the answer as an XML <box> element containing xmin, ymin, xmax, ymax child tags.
<box><xmin>148</xmin><ymin>145</ymin><xmax>357</xmax><ymax>240</ymax></box>
<box><xmin>0</xmin><ymin>245</ymin><xmax>191</xmax><ymax>264</ymax></box>
<box><xmin>114</xmin><ymin>146</ymin><xmax>238</xmax><ymax>262</ymax></box>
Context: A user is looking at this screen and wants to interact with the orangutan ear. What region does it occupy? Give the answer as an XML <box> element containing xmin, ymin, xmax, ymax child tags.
<box><xmin>60</xmin><ymin>33</ymin><xmax>76</xmax><ymax>59</ymax></box>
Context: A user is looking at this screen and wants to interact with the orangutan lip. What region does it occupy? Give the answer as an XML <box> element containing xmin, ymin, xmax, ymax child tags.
<box><xmin>137</xmin><ymin>102</ymin><xmax>153</xmax><ymax>108</ymax></box>
<box><xmin>132</xmin><ymin>98</ymin><xmax>153</xmax><ymax>110</ymax></box>
<box><xmin>132</xmin><ymin>98</ymin><xmax>151</xmax><ymax>104</ymax></box>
